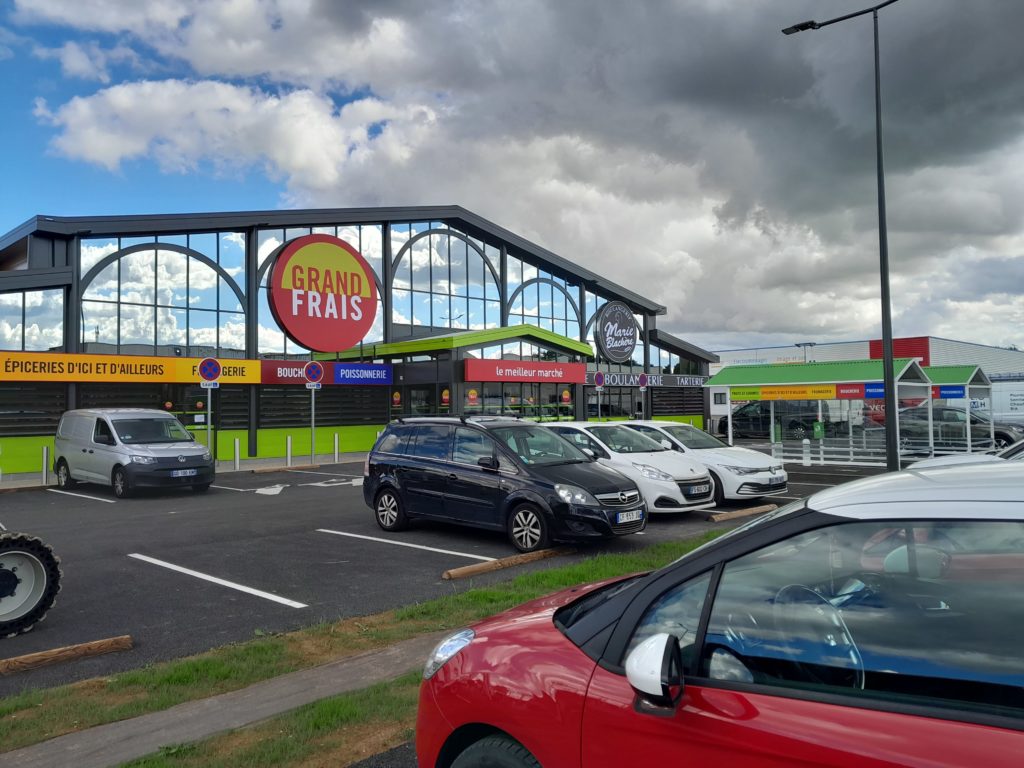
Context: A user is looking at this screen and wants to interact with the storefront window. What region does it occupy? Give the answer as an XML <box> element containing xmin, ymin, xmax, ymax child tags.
<box><xmin>1</xmin><ymin>289</ymin><xmax>65</xmax><ymax>352</ymax></box>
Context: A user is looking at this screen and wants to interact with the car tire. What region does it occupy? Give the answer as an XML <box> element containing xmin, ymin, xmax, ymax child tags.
<box><xmin>0</xmin><ymin>533</ymin><xmax>62</xmax><ymax>638</ymax></box>
<box><xmin>710</xmin><ymin>471</ymin><xmax>725</xmax><ymax>506</ymax></box>
<box><xmin>55</xmin><ymin>459</ymin><xmax>76</xmax><ymax>489</ymax></box>
<box><xmin>508</xmin><ymin>504</ymin><xmax>549</xmax><ymax>553</ymax></box>
<box><xmin>787</xmin><ymin>421</ymin><xmax>808</xmax><ymax>440</ymax></box>
<box><xmin>374</xmin><ymin>488</ymin><xmax>408</xmax><ymax>531</ymax></box>
<box><xmin>994</xmin><ymin>433</ymin><xmax>1013</xmax><ymax>450</ymax></box>
<box><xmin>192</xmin><ymin>483</ymin><xmax>211</xmax><ymax>493</ymax></box>
<box><xmin>112</xmin><ymin>466</ymin><xmax>132</xmax><ymax>499</ymax></box>
<box><xmin>452</xmin><ymin>735</ymin><xmax>541</xmax><ymax>768</ymax></box>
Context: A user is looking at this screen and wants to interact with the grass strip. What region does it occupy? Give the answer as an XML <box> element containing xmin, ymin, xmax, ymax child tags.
<box><xmin>0</xmin><ymin>532</ymin><xmax>718</xmax><ymax>753</ymax></box>
<box><xmin>120</xmin><ymin>672</ymin><xmax>422</xmax><ymax>768</ymax></box>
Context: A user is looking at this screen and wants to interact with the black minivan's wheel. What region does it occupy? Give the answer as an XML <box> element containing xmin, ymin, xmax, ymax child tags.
<box><xmin>112</xmin><ymin>467</ymin><xmax>132</xmax><ymax>499</ymax></box>
<box><xmin>374</xmin><ymin>488</ymin><xmax>408</xmax><ymax>531</ymax></box>
<box><xmin>451</xmin><ymin>735</ymin><xmax>541</xmax><ymax>768</ymax></box>
<box><xmin>508</xmin><ymin>504</ymin><xmax>549</xmax><ymax>553</ymax></box>
<box><xmin>0</xmin><ymin>533</ymin><xmax>62</xmax><ymax>638</ymax></box>
<box><xmin>787</xmin><ymin>422</ymin><xmax>808</xmax><ymax>440</ymax></box>
<box><xmin>55</xmin><ymin>459</ymin><xmax>76</xmax><ymax>489</ymax></box>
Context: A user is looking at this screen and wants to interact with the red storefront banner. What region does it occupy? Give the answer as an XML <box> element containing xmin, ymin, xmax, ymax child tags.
<box><xmin>835</xmin><ymin>383</ymin><xmax>866</xmax><ymax>399</ymax></box>
<box><xmin>261</xmin><ymin>360</ymin><xmax>315</xmax><ymax>384</ymax></box>
<box><xmin>464</xmin><ymin>359</ymin><xmax>587</xmax><ymax>383</ymax></box>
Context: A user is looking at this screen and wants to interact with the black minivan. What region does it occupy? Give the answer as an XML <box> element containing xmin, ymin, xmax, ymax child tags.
<box><xmin>363</xmin><ymin>417</ymin><xmax>647</xmax><ymax>552</ymax></box>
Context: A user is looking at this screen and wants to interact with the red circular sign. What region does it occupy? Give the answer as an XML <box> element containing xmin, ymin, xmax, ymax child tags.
<box><xmin>198</xmin><ymin>357</ymin><xmax>221</xmax><ymax>381</ymax></box>
<box><xmin>268</xmin><ymin>234</ymin><xmax>378</xmax><ymax>352</ymax></box>
<box><xmin>303</xmin><ymin>361</ymin><xmax>325</xmax><ymax>384</ymax></box>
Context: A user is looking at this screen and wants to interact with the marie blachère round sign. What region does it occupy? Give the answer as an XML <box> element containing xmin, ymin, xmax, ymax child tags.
<box><xmin>268</xmin><ymin>234</ymin><xmax>378</xmax><ymax>352</ymax></box>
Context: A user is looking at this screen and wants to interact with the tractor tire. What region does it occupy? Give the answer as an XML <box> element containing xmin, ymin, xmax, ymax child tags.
<box><xmin>0</xmin><ymin>533</ymin><xmax>62</xmax><ymax>638</ymax></box>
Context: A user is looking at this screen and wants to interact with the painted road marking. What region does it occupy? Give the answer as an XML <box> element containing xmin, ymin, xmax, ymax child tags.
<box><xmin>47</xmin><ymin>488</ymin><xmax>116</xmax><ymax>504</ymax></box>
<box><xmin>786</xmin><ymin>481</ymin><xmax>840</xmax><ymax>487</ymax></box>
<box><xmin>286</xmin><ymin>469</ymin><xmax>360</xmax><ymax>478</ymax></box>
<box><xmin>255</xmin><ymin>484</ymin><xmax>289</xmax><ymax>496</ymax></box>
<box><xmin>211</xmin><ymin>484</ymin><xmax>250</xmax><ymax>492</ymax></box>
<box><xmin>316</xmin><ymin>529</ymin><xmax>496</xmax><ymax>562</ymax></box>
<box><xmin>128</xmin><ymin>553</ymin><xmax>308</xmax><ymax>608</ymax></box>
<box><xmin>300</xmin><ymin>478</ymin><xmax>363</xmax><ymax>488</ymax></box>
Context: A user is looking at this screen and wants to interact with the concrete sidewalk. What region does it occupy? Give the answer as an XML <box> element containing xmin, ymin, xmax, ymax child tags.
<box><xmin>0</xmin><ymin>631</ymin><xmax>446</xmax><ymax>768</ymax></box>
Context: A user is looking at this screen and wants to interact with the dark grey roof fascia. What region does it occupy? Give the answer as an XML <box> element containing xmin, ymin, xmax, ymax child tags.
<box><xmin>0</xmin><ymin>206</ymin><xmax>666</xmax><ymax>315</ymax></box>
<box><xmin>647</xmin><ymin>328</ymin><xmax>719</xmax><ymax>363</ymax></box>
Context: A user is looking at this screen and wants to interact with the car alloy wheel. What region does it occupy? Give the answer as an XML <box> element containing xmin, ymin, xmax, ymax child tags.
<box><xmin>112</xmin><ymin>467</ymin><xmax>131</xmax><ymax>499</ymax></box>
<box><xmin>375</xmin><ymin>489</ymin><xmax>408</xmax><ymax>531</ymax></box>
<box><xmin>509</xmin><ymin>505</ymin><xmax>548</xmax><ymax>553</ymax></box>
<box><xmin>56</xmin><ymin>460</ymin><xmax>75</xmax><ymax>489</ymax></box>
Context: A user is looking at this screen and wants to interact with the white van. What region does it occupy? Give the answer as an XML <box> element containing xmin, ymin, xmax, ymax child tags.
<box><xmin>53</xmin><ymin>408</ymin><xmax>214</xmax><ymax>498</ymax></box>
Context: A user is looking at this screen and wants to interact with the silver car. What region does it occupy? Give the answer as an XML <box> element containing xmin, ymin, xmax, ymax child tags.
<box><xmin>53</xmin><ymin>408</ymin><xmax>214</xmax><ymax>498</ymax></box>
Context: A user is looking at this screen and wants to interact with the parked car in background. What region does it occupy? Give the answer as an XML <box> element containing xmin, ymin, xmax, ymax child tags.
<box><xmin>911</xmin><ymin>437</ymin><xmax>1024</xmax><ymax>469</ymax></box>
<box><xmin>417</xmin><ymin>462</ymin><xmax>1024</xmax><ymax>768</ymax></box>
<box><xmin>53</xmin><ymin>408</ymin><xmax>214</xmax><ymax>498</ymax></box>
<box><xmin>898</xmin><ymin>405</ymin><xmax>1023</xmax><ymax>451</ymax></box>
<box><xmin>722</xmin><ymin>399</ymin><xmax>843</xmax><ymax>440</ymax></box>
<box><xmin>543</xmin><ymin>422</ymin><xmax>715</xmax><ymax>513</ymax></box>
<box><xmin>363</xmin><ymin>417</ymin><xmax>646</xmax><ymax>553</ymax></box>
<box><xmin>622</xmin><ymin>420</ymin><xmax>787</xmax><ymax>504</ymax></box>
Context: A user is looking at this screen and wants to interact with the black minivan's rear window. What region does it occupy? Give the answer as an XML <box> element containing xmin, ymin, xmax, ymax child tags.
<box><xmin>377</xmin><ymin>425</ymin><xmax>412</xmax><ymax>454</ymax></box>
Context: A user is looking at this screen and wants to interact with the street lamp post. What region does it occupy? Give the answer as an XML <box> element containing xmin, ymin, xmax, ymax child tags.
<box><xmin>795</xmin><ymin>341</ymin><xmax>817</xmax><ymax>363</ymax></box>
<box><xmin>783</xmin><ymin>0</ymin><xmax>902</xmax><ymax>471</ymax></box>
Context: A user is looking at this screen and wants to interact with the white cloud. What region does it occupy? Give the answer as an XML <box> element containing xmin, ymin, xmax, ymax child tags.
<box><xmin>13</xmin><ymin>0</ymin><xmax>1024</xmax><ymax>351</ymax></box>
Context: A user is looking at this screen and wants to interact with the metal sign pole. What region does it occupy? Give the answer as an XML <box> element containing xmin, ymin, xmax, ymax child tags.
<box><xmin>207</xmin><ymin>386</ymin><xmax>212</xmax><ymax>452</ymax></box>
<box><xmin>311</xmin><ymin>386</ymin><xmax>316</xmax><ymax>465</ymax></box>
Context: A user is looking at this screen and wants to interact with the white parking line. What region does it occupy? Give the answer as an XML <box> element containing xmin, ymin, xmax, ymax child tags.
<box><xmin>210</xmin><ymin>484</ymin><xmax>251</xmax><ymax>492</ymax></box>
<box><xmin>286</xmin><ymin>469</ymin><xmax>360</xmax><ymax>478</ymax></box>
<box><xmin>47</xmin><ymin>488</ymin><xmax>116</xmax><ymax>504</ymax></box>
<box><xmin>316</xmin><ymin>529</ymin><xmax>496</xmax><ymax>562</ymax></box>
<box><xmin>128</xmin><ymin>553</ymin><xmax>308</xmax><ymax>608</ymax></box>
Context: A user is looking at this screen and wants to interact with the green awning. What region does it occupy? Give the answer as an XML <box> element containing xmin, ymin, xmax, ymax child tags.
<box><xmin>321</xmin><ymin>324</ymin><xmax>594</xmax><ymax>361</ymax></box>
<box><xmin>922</xmin><ymin>365</ymin><xmax>991</xmax><ymax>387</ymax></box>
<box><xmin>706</xmin><ymin>358</ymin><xmax>926</xmax><ymax>387</ymax></box>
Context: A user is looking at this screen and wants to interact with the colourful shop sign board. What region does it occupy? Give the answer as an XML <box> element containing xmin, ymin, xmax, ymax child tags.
<box><xmin>1</xmin><ymin>352</ymin><xmax>390</xmax><ymax>386</ymax></box>
<box><xmin>266</xmin><ymin>234</ymin><xmax>379</xmax><ymax>353</ymax></box>
<box><xmin>464</xmin><ymin>359</ymin><xmax>587</xmax><ymax>383</ymax></box>
<box><xmin>1</xmin><ymin>352</ymin><xmax>260</xmax><ymax>383</ymax></box>
<box><xmin>726</xmin><ymin>383</ymin><xmax>888</xmax><ymax>401</ymax></box>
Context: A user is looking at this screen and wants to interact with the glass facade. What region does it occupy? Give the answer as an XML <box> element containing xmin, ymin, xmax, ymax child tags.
<box><xmin>0</xmin><ymin>288</ymin><xmax>64</xmax><ymax>351</ymax></box>
<box><xmin>79</xmin><ymin>232</ymin><xmax>246</xmax><ymax>358</ymax></box>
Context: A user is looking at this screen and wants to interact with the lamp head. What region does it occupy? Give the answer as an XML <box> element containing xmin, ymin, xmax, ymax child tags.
<box><xmin>781</xmin><ymin>20</ymin><xmax>819</xmax><ymax>35</ymax></box>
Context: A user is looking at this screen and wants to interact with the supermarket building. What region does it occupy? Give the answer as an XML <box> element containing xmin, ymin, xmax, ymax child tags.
<box><xmin>0</xmin><ymin>206</ymin><xmax>716</xmax><ymax>473</ymax></box>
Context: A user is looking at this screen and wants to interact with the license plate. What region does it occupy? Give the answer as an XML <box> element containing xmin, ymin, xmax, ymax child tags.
<box><xmin>617</xmin><ymin>509</ymin><xmax>643</xmax><ymax>524</ymax></box>
<box><xmin>171</xmin><ymin>468</ymin><xmax>198</xmax><ymax>478</ymax></box>
<box><xmin>689</xmin><ymin>484</ymin><xmax>710</xmax><ymax>494</ymax></box>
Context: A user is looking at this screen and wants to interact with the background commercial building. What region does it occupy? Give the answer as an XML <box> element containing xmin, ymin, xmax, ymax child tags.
<box><xmin>0</xmin><ymin>206</ymin><xmax>716</xmax><ymax>474</ymax></box>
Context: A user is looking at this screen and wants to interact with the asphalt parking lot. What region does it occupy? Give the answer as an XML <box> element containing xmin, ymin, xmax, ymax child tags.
<box><xmin>0</xmin><ymin>453</ymin><xmax>882</xmax><ymax>697</ymax></box>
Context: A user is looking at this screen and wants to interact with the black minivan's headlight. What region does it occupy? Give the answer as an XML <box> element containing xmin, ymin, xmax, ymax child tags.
<box><xmin>555</xmin><ymin>484</ymin><xmax>599</xmax><ymax>506</ymax></box>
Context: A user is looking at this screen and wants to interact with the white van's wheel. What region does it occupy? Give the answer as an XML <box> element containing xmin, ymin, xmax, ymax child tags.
<box><xmin>0</xmin><ymin>534</ymin><xmax>62</xmax><ymax>638</ymax></box>
<box><xmin>112</xmin><ymin>467</ymin><xmax>132</xmax><ymax>499</ymax></box>
<box><xmin>56</xmin><ymin>459</ymin><xmax>76</xmax><ymax>489</ymax></box>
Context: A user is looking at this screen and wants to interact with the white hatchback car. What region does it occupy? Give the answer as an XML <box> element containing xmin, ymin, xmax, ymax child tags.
<box><xmin>544</xmin><ymin>422</ymin><xmax>715</xmax><ymax>513</ymax></box>
<box><xmin>622</xmin><ymin>420</ymin><xmax>787</xmax><ymax>505</ymax></box>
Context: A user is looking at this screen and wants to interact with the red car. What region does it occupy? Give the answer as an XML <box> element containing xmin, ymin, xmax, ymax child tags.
<box><xmin>417</xmin><ymin>463</ymin><xmax>1024</xmax><ymax>767</ymax></box>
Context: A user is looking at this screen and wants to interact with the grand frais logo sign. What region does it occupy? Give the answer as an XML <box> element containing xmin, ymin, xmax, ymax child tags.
<box><xmin>595</xmin><ymin>301</ymin><xmax>637</xmax><ymax>363</ymax></box>
<box><xmin>268</xmin><ymin>234</ymin><xmax>378</xmax><ymax>352</ymax></box>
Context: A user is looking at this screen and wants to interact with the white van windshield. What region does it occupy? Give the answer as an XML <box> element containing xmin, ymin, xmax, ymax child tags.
<box><xmin>113</xmin><ymin>418</ymin><xmax>192</xmax><ymax>444</ymax></box>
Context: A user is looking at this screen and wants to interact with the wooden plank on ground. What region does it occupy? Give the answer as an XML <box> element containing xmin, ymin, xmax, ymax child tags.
<box><xmin>708</xmin><ymin>503</ymin><xmax>778</xmax><ymax>523</ymax></box>
<box><xmin>0</xmin><ymin>635</ymin><xmax>133</xmax><ymax>675</ymax></box>
<box><xmin>443</xmin><ymin>547</ymin><xmax>574</xmax><ymax>580</ymax></box>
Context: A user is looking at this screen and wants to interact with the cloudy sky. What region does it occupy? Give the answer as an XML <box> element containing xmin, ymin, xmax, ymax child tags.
<box><xmin>2</xmin><ymin>0</ymin><xmax>1023</xmax><ymax>354</ymax></box>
